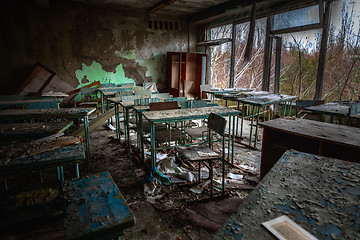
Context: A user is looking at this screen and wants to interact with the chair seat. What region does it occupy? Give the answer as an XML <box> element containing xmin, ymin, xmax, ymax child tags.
<box><xmin>134</xmin><ymin>121</ymin><xmax>168</xmax><ymax>132</ymax></box>
<box><xmin>185</xmin><ymin>126</ymin><xmax>208</xmax><ymax>139</ymax></box>
<box><xmin>155</xmin><ymin>128</ymin><xmax>186</xmax><ymax>143</ymax></box>
<box><xmin>175</xmin><ymin>145</ymin><xmax>220</xmax><ymax>162</ymax></box>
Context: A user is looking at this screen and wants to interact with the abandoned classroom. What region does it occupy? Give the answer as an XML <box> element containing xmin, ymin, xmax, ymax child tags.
<box><xmin>0</xmin><ymin>0</ymin><xmax>359</xmax><ymax>239</ymax></box>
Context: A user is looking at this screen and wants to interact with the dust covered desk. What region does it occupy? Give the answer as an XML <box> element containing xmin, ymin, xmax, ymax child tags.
<box><xmin>237</xmin><ymin>93</ymin><xmax>297</xmax><ymax>148</ymax></box>
<box><xmin>63</xmin><ymin>172</ymin><xmax>135</xmax><ymax>240</ymax></box>
<box><xmin>0</xmin><ymin>140</ymin><xmax>85</xmax><ymax>182</ymax></box>
<box><xmin>305</xmin><ymin>101</ymin><xmax>360</xmax><ymax>125</ymax></box>
<box><xmin>214</xmin><ymin>150</ymin><xmax>360</xmax><ymax>239</ymax></box>
<box><xmin>141</xmin><ymin>105</ymin><xmax>240</xmax><ymax>183</ymax></box>
<box><xmin>0</xmin><ymin>108</ymin><xmax>96</xmax><ymax>158</ymax></box>
<box><xmin>259</xmin><ymin>118</ymin><xmax>360</xmax><ymax>179</ymax></box>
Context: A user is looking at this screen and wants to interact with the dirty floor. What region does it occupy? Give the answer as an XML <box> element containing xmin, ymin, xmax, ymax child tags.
<box><xmin>0</xmin><ymin>116</ymin><xmax>263</xmax><ymax>240</ymax></box>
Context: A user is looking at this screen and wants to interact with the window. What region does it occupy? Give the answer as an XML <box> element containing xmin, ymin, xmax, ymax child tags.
<box><xmin>270</xmin><ymin>5</ymin><xmax>321</xmax><ymax>32</ymax></box>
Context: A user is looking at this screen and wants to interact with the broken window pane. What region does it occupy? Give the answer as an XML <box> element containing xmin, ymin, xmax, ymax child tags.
<box><xmin>207</xmin><ymin>24</ymin><xmax>232</xmax><ymax>88</ymax></box>
<box><xmin>270</xmin><ymin>5</ymin><xmax>320</xmax><ymax>31</ymax></box>
<box><xmin>233</xmin><ymin>18</ymin><xmax>266</xmax><ymax>90</ymax></box>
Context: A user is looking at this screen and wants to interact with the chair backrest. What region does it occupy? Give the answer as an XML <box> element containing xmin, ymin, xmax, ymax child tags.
<box><xmin>101</xmin><ymin>83</ymin><xmax>116</xmax><ymax>88</ymax></box>
<box><xmin>296</xmin><ymin>100</ymin><xmax>324</xmax><ymax>116</ymax></box>
<box><xmin>149</xmin><ymin>101</ymin><xmax>178</xmax><ymax>111</ymax></box>
<box><xmin>151</xmin><ymin>93</ymin><xmax>172</xmax><ymax>99</ymax></box>
<box><xmin>135</xmin><ymin>89</ymin><xmax>152</xmax><ymax>96</ymax></box>
<box><xmin>119</xmin><ymin>82</ymin><xmax>135</xmax><ymax>87</ymax></box>
<box><xmin>208</xmin><ymin>113</ymin><xmax>226</xmax><ymax>136</ymax></box>
<box><xmin>115</xmin><ymin>90</ymin><xmax>133</xmax><ymax>97</ymax></box>
<box><xmin>134</xmin><ymin>97</ymin><xmax>160</xmax><ymax>106</ymax></box>
<box><xmin>165</xmin><ymin>97</ymin><xmax>187</xmax><ymax>104</ymax></box>
<box><xmin>181</xmin><ymin>100</ymin><xmax>216</xmax><ymax>108</ymax></box>
<box><xmin>122</xmin><ymin>94</ymin><xmax>150</xmax><ymax>102</ymax></box>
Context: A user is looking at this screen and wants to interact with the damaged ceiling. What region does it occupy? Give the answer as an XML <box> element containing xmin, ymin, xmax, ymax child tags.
<box><xmin>64</xmin><ymin>0</ymin><xmax>319</xmax><ymax>25</ymax></box>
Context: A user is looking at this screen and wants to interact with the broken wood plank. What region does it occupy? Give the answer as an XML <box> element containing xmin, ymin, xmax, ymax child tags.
<box><xmin>71</xmin><ymin>107</ymin><xmax>115</xmax><ymax>137</ymax></box>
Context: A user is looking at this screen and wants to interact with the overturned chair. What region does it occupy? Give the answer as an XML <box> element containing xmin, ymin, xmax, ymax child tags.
<box><xmin>175</xmin><ymin>113</ymin><xmax>227</xmax><ymax>197</ymax></box>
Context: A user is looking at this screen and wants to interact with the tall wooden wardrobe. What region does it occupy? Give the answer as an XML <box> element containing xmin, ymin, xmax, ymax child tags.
<box><xmin>167</xmin><ymin>52</ymin><xmax>207</xmax><ymax>98</ymax></box>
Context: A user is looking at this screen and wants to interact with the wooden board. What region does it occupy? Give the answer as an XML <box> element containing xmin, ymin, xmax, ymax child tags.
<box><xmin>259</xmin><ymin>118</ymin><xmax>360</xmax><ymax>148</ymax></box>
<box><xmin>214</xmin><ymin>150</ymin><xmax>360</xmax><ymax>239</ymax></box>
<box><xmin>63</xmin><ymin>172</ymin><xmax>135</xmax><ymax>240</ymax></box>
<box><xmin>16</xmin><ymin>62</ymin><xmax>56</xmax><ymax>95</ymax></box>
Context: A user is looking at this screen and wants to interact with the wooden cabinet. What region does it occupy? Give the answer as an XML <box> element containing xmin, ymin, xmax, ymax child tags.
<box><xmin>167</xmin><ymin>52</ymin><xmax>207</xmax><ymax>98</ymax></box>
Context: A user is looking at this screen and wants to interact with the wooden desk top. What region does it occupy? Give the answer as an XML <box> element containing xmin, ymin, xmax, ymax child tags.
<box><xmin>0</xmin><ymin>121</ymin><xmax>73</xmax><ymax>137</ymax></box>
<box><xmin>203</xmin><ymin>88</ymin><xmax>253</xmax><ymax>94</ymax></box>
<box><xmin>214</xmin><ymin>150</ymin><xmax>360</xmax><ymax>239</ymax></box>
<box><xmin>259</xmin><ymin>118</ymin><xmax>360</xmax><ymax>148</ymax></box>
<box><xmin>142</xmin><ymin>105</ymin><xmax>240</xmax><ymax>123</ymax></box>
<box><xmin>0</xmin><ymin>108</ymin><xmax>96</xmax><ymax>118</ymax></box>
<box><xmin>0</xmin><ymin>98</ymin><xmax>62</xmax><ymax>105</ymax></box>
<box><xmin>305</xmin><ymin>102</ymin><xmax>352</xmax><ymax>117</ymax></box>
<box><xmin>0</xmin><ymin>143</ymin><xmax>85</xmax><ymax>174</ymax></box>
<box><xmin>237</xmin><ymin>94</ymin><xmax>297</xmax><ymax>106</ymax></box>
<box><xmin>63</xmin><ymin>172</ymin><xmax>135</xmax><ymax>240</ymax></box>
<box><xmin>98</xmin><ymin>86</ymin><xmax>132</xmax><ymax>92</ymax></box>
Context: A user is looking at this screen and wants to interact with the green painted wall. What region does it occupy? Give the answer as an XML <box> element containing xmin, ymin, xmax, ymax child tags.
<box><xmin>75</xmin><ymin>61</ymin><xmax>135</xmax><ymax>87</ymax></box>
<box><xmin>74</xmin><ymin>61</ymin><xmax>135</xmax><ymax>100</ymax></box>
<box><xmin>74</xmin><ymin>51</ymin><xmax>165</xmax><ymax>101</ymax></box>
<box><xmin>135</xmin><ymin>52</ymin><xmax>165</xmax><ymax>84</ymax></box>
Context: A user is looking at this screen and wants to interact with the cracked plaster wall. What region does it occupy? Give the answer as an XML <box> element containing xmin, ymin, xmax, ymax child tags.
<box><xmin>0</xmin><ymin>0</ymin><xmax>196</xmax><ymax>95</ymax></box>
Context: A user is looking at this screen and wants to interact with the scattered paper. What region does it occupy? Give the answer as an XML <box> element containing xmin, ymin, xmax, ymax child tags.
<box><xmin>227</xmin><ymin>173</ymin><xmax>243</xmax><ymax>180</ymax></box>
<box><xmin>146</xmin><ymin>194</ymin><xmax>164</xmax><ymax>204</ymax></box>
<box><xmin>189</xmin><ymin>180</ymin><xmax>211</xmax><ymax>194</ymax></box>
<box><xmin>197</xmin><ymin>151</ymin><xmax>218</xmax><ymax>157</ymax></box>
<box><xmin>108</xmin><ymin>124</ymin><xmax>116</xmax><ymax>130</ymax></box>
<box><xmin>262</xmin><ymin>215</ymin><xmax>318</xmax><ymax>240</ymax></box>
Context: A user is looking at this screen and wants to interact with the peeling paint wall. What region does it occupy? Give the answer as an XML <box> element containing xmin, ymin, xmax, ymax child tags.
<box><xmin>0</xmin><ymin>0</ymin><xmax>195</xmax><ymax>94</ymax></box>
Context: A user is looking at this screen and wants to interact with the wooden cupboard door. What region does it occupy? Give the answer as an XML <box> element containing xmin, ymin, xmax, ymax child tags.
<box><xmin>168</xmin><ymin>52</ymin><xmax>180</xmax><ymax>97</ymax></box>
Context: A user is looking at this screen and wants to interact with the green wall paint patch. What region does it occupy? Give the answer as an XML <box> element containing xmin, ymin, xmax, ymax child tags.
<box><xmin>74</xmin><ymin>61</ymin><xmax>135</xmax><ymax>101</ymax></box>
<box><xmin>135</xmin><ymin>52</ymin><xmax>165</xmax><ymax>84</ymax></box>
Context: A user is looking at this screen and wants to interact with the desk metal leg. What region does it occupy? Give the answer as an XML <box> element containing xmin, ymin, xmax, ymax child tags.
<box><xmin>149</xmin><ymin>122</ymin><xmax>170</xmax><ymax>184</ymax></box>
<box><xmin>76</xmin><ymin>163</ymin><xmax>80</xmax><ymax>178</ymax></box>
<box><xmin>254</xmin><ymin>106</ymin><xmax>260</xmax><ymax>149</ymax></box>
<box><xmin>126</xmin><ymin>108</ymin><xmax>130</xmax><ymax>145</ymax></box>
<box><xmin>240</xmin><ymin>103</ymin><xmax>245</xmax><ymax>138</ymax></box>
<box><xmin>57</xmin><ymin>167</ymin><xmax>61</xmax><ymax>180</ymax></box>
<box><xmin>84</xmin><ymin>116</ymin><xmax>90</xmax><ymax>159</ymax></box>
<box><xmin>101</xmin><ymin>93</ymin><xmax>104</xmax><ymax>114</ymax></box>
<box><xmin>227</xmin><ymin>116</ymin><xmax>232</xmax><ymax>161</ymax></box>
<box><xmin>60</xmin><ymin>166</ymin><xmax>64</xmax><ymax>181</ymax></box>
<box><xmin>150</xmin><ymin>123</ymin><xmax>156</xmax><ymax>178</ymax></box>
<box><xmin>115</xmin><ymin>104</ymin><xmax>120</xmax><ymax>141</ymax></box>
<box><xmin>249</xmin><ymin>105</ymin><xmax>255</xmax><ymax>147</ymax></box>
<box><xmin>123</xmin><ymin>108</ymin><xmax>127</xmax><ymax>144</ymax></box>
<box><xmin>231</xmin><ymin>115</ymin><xmax>236</xmax><ymax>164</ymax></box>
<box><xmin>139</xmin><ymin>113</ymin><xmax>144</xmax><ymax>162</ymax></box>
